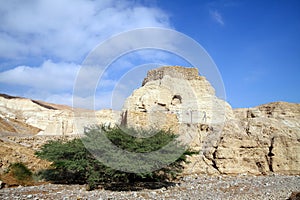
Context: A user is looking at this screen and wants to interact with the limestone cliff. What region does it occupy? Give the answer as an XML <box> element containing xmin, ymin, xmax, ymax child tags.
<box><xmin>0</xmin><ymin>66</ymin><xmax>299</xmax><ymax>176</ymax></box>
<box><xmin>123</xmin><ymin>66</ymin><xmax>232</xmax><ymax>129</ymax></box>
<box><xmin>121</xmin><ymin>66</ymin><xmax>300</xmax><ymax>175</ymax></box>
<box><xmin>0</xmin><ymin>94</ymin><xmax>121</xmax><ymax>135</ymax></box>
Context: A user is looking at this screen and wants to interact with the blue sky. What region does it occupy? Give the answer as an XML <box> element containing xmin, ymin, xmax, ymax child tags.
<box><xmin>0</xmin><ymin>0</ymin><xmax>299</xmax><ymax>109</ymax></box>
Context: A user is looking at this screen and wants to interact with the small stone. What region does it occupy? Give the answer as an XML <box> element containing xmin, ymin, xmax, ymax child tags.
<box><xmin>27</xmin><ymin>194</ymin><xmax>33</xmax><ymax>198</ymax></box>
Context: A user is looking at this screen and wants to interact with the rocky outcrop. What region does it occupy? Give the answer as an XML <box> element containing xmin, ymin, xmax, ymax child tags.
<box><xmin>0</xmin><ymin>94</ymin><xmax>121</xmax><ymax>135</ymax></box>
<box><xmin>0</xmin><ymin>66</ymin><xmax>299</xmax><ymax>176</ymax></box>
<box><xmin>0</xmin><ymin>94</ymin><xmax>121</xmax><ymax>174</ymax></box>
<box><xmin>222</xmin><ymin>102</ymin><xmax>300</xmax><ymax>175</ymax></box>
<box><xmin>122</xmin><ymin>66</ymin><xmax>300</xmax><ymax>176</ymax></box>
<box><xmin>123</xmin><ymin>66</ymin><xmax>232</xmax><ymax>131</ymax></box>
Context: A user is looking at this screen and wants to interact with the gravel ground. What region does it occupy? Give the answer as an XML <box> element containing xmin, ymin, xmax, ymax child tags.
<box><xmin>1</xmin><ymin>174</ymin><xmax>299</xmax><ymax>200</ymax></box>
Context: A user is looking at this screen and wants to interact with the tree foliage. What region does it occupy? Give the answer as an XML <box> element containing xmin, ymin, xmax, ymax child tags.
<box><xmin>36</xmin><ymin>126</ymin><xmax>196</xmax><ymax>190</ymax></box>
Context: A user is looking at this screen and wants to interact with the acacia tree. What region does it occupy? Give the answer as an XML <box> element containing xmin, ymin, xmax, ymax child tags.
<box><xmin>36</xmin><ymin>126</ymin><xmax>196</xmax><ymax>190</ymax></box>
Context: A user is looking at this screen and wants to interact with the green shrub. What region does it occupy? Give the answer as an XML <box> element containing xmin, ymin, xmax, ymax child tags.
<box><xmin>36</xmin><ymin>126</ymin><xmax>196</xmax><ymax>190</ymax></box>
<box><xmin>9</xmin><ymin>162</ymin><xmax>33</xmax><ymax>182</ymax></box>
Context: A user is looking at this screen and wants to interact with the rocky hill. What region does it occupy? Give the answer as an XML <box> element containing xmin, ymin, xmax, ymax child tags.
<box><xmin>0</xmin><ymin>93</ymin><xmax>120</xmax><ymax>135</ymax></box>
<box><xmin>0</xmin><ymin>93</ymin><xmax>120</xmax><ymax>174</ymax></box>
<box><xmin>122</xmin><ymin>66</ymin><xmax>300</xmax><ymax>175</ymax></box>
<box><xmin>0</xmin><ymin>66</ymin><xmax>299</xmax><ymax>176</ymax></box>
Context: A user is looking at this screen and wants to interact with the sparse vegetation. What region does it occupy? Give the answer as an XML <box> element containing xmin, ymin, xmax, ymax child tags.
<box><xmin>9</xmin><ymin>162</ymin><xmax>33</xmax><ymax>181</ymax></box>
<box><xmin>35</xmin><ymin>126</ymin><xmax>196</xmax><ymax>190</ymax></box>
<box><xmin>0</xmin><ymin>162</ymin><xmax>34</xmax><ymax>186</ymax></box>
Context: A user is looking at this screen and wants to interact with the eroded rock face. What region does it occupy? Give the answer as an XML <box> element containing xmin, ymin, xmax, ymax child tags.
<box><xmin>0</xmin><ymin>66</ymin><xmax>299</xmax><ymax>176</ymax></box>
<box><xmin>123</xmin><ymin>66</ymin><xmax>232</xmax><ymax>130</ymax></box>
<box><xmin>122</xmin><ymin>66</ymin><xmax>227</xmax><ymax>174</ymax></box>
<box><xmin>0</xmin><ymin>94</ymin><xmax>121</xmax><ymax>135</ymax></box>
<box><xmin>188</xmin><ymin>102</ymin><xmax>300</xmax><ymax>175</ymax></box>
<box><xmin>121</xmin><ymin>66</ymin><xmax>300</xmax><ymax>176</ymax></box>
<box><xmin>223</xmin><ymin>102</ymin><xmax>300</xmax><ymax>175</ymax></box>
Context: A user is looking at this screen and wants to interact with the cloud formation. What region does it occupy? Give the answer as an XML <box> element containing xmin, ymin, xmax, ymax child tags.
<box><xmin>0</xmin><ymin>60</ymin><xmax>80</xmax><ymax>91</ymax></box>
<box><xmin>0</xmin><ymin>0</ymin><xmax>171</xmax><ymax>108</ymax></box>
<box><xmin>0</xmin><ymin>0</ymin><xmax>170</xmax><ymax>62</ymax></box>
<box><xmin>210</xmin><ymin>10</ymin><xmax>224</xmax><ymax>26</ymax></box>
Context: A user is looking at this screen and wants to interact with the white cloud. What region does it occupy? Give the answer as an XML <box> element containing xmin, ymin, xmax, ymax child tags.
<box><xmin>0</xmin><ymin>60</ymin><xmax>80</xmax><ymax>92</ymax></box>
<box><xmin>1</xmin><ymin>2</ymin><xmax>213</xmax><ymax>110</ymax></box>
<box><xmin>0</xmin><ymin>0</ymin><xmax>170</xmax><ymax>62</ymax></box>
<box><xmin>210</xmin><ymin>10</ymin><xmax>224</xmax><ymax>26</ymax></box>
<box><xmin>0</xmin><ymin>0</ymin><xmax>171</xmax><ymax>109</ymax></box>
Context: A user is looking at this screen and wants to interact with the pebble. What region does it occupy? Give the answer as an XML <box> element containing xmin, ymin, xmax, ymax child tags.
<box><xmin>0</xmin><ymin>175</ymin><xmax>299</xmax><ymax>199</ymax></box>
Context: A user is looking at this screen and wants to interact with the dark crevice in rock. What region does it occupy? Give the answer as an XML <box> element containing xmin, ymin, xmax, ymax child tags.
<box><xmin>157</xmin><ymin>103</ymin><xmax>166</xmax><ymax>107</ymax></box>
<box><xmin>211</xmin><ymin>147</ymin><xmax>221</xmax><ymax>173</ymax></box>
<box><xmin>240</xmin><ymin>146</ymin><xmax>255</xmax><ymax>149</ymax></box>
<box><xmin>247</xmin><ymin>110</ymin><xmax>256</xmax><ymax>118</ymax></box>
<box><xmin>120</xmin><ymin>110</ymin><xmax>128</xmax><ymax>127</ymax></box>
<box><xmin>255</xmin><ymin>161</ymin><xmax>267</xmax><ymax>175</ymax></box>
<box><xmin>267</xmin><ymin>137</ymin><xmax>275</xmax><ymax>172</ymax></box>
<box><xmin>138</xmin><ymin>104</ymin><xmax>147</xmax><ymax>112</ymax></box>
<box><xmin>245</xmin><ymin>112</ymin><xmax>252</xmax><ymax>136</ymax></box>
<box><xmin>245</xmin><ymin>125</ymin><xmax>251</xmax><ymax>136</ymax></box>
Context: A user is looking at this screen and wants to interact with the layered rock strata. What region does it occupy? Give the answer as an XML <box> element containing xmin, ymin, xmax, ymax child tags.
<box><xmin>121</xmin><ymin>66</ymin><xmax>300</xmax><ymax>175</ymax></box>
<box><xmin>0</xmin><ymin>94</ymin><xmax>121</xmax><ymax>135</ymax></box>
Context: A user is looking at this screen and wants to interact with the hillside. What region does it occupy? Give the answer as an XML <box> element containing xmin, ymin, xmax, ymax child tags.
<box><xmin>0</xmin><ymin>66</ymin><xmax>299</xmax><ymax>177</ymax></box>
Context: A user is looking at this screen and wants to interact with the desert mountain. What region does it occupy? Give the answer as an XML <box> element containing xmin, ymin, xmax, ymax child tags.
<box><xmin>0</xmin><ymin>66</ymin><xmax>299</xmax><ymax>176</ymax></box>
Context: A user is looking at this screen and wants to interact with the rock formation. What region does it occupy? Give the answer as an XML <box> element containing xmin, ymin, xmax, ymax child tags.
<box><xmin>123</xmin><ymin>66</ymin><xmax>232</xmax><ymax>127</ymax></box>
<box><xmin>121</xmin><ymin>66</ymin><xmax>300</xmax><ymax>175</ymax></box>
<box><xmin>0</xmin><ymin>66</ymin><xmax>299</xmax><ymax>176</ymax></box>
<box><xmin>0</xmin><ymin>94</ymin><xmax>121</xmax><ymax>135</ymax></box>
